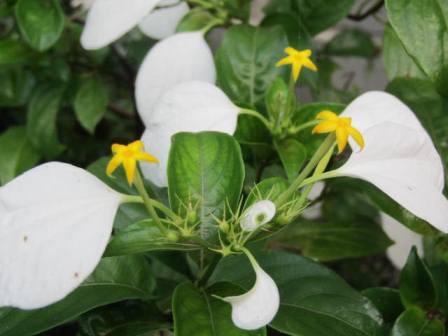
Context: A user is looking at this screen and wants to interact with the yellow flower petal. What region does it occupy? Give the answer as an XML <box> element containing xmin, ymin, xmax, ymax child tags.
<box><xmin>336</xmin><ymin>127</ymin><xmax>349</xmax><ymax>153</ymax></box>
<box><xmin>285</xmin><ymin>47</ymin><xmax>297</xmax><ymax>55</ymax></box>
<box><xmin>292</xmin><ymin>63</ymin><xmax>302</xmax><ymax>82</ymax></box>
<box><xmin>312</xmin><ymin>121</ymin><xmax>338</xmax><ymax>134</ymax></box>
<box><xmin>111</xmin><ymin>144</ymin><xmax>125</xmax><ymax>153</ymax></box>
<box><xmin>298</xmin><ymin>49</ymin><xmax>312</xmax><ymax>58</ymax></box>
<box><xmin>347</xmin><ymin>126</ymin><xmax>365</xmax><ymax>150</ymax></box>
<box><xmin>136</xmin><ymin>152</ymin><xmax>159</xmax><ymax>163</ymax></box>
<box><xmin>106</xmin><ymin>155</ymin><xmax>122</xmax><ymax>176</ymax></box>
<box><xmin>128</xmin><ymin>140</ymin><xmax>144</xmax><ymax>151</ymax></box>
<box><xmin>302</xmin><ymin>57</ymin><xmax>318</xmax><ymax>72</ymax></box>
<box><xmin>316</xmin><ymin>110</ymin><xmax>338</xmax><ymax>121</ymax></box>
<box><xmin>276</xmin><ymin>55</ymin><xmax>294</xmax><ymax>67</ymax></box>
<box><xmin>123</xmin><ymin>158</ymin><xmax>137</xmax><ymax>185</ymax></box>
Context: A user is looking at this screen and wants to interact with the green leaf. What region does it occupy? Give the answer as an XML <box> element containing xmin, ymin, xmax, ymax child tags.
<box><xmin>74</xmin><ymin>75</ymin><xmax>109</xmax><ymax>134</ymax></box>
<box><xmin>323</xmin><ymin>28</ymin><xmax>376</xmax><ymax>58</ymax></box>
<box><xmin>210</xmin><ymin>250</ymin><xmax>383</xmax><ymax>336</ymax></box>
<box><xmin>277</xmin><ymin>216</ymin><xmax>393</xmax><ymax>261</ymax></box>
<box><xmin>15</xmin><ymin>0</ymin><xmax>65</xmax><ymax>51</ymax></box>
<box><xmin>172</xmin><ymin>282</ymin><xmax>265</xmax><ymax>336</ymax></box>
<box><xmin>245</xmin><ymin>177</ymin><xmax>289</xmax><ymax>207</ymax></box>
<box><xmin>0</xmin><ymin>126</ymin><xmax>40</xmax><ymax>185</ymax></box>
<box><xmin>400</xmin><ymin>247</ymin><xmax>437</xmax><ymax>309</ymax></box>
<box><xmin>385</xmin><ymin>0</ymin><xmax>448</xmax><ymax>94</ymax></box>
<box><xmin>362</xmin><ymin>287</ymin><xmax>404</xmax><ymax>323</ymax></box>
<box><xmin>261</xmin><ymin>13</ymin><xmax>311</xmax><ymax>50</ymax></box>
<box><xmin>176</xmin><ymin>8</ymin><xmax>215</xmax><ymax>32</ymax></box>
<box><xmin>27</xmin><ymin>83</ymin><xmax>65</xmax><ymax>158</ymax></box>
<box><xmin>383</xmin><ymin>24</ymin><xmax>427</xmax><ymax>80</ymax></box>
<box><xmin>274</xmin><ymin>139</ymin><xmax>306</xmax><ymax>181</ymax></box>
<box><xmin>0</xmin><ymin>69</ymin><xmax>35</xmax><ymax>107</ymax></box>
<box><xmin>78</xmin><ymin>302</ymin><xmax>169</xmax><ymax>336</ymax></box>
<box><xmin>167</xmin><ymin>132</ymin><xmax>245</xmax><ymax>240</ymax></box>
<box><xmin>293</xmin><ymin>0</ymin><xmax>355</xmax><ymax>36</ymax></box>
<box><xmin>0</xmin><ymin>256</ymin><xmax>155</xmax><ymax>336</ymax></box>
<box><xmin>0</xmin><ymin>39</ymin><xmax>32</xmax><ymax>65</ymax></box>
<box><xmin>386</xmin><ymin>78</ymin><xmax>448</xmax><ymax>191</ymax></box>
<box><xmin>105</xmin><ymin>220</ymin><xmax>200</xmax><ymax>256</ymax></box>
<box><xmin>215</xmin><ymin>24</ymin><xmax>288</xmax><ymax>106</ymax></box>
<box><xmin>391</xmin><ymin>307</ymin><xmax>445</xmax><ymax>336</ymax></box>
<box><xmin>223</xmin><ymin>0</ymin><xmax>251</xmax><ymax>20</ymax></box>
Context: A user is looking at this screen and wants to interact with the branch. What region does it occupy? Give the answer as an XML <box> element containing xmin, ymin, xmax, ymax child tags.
<box><xmin>347</xmin><ymin>0</ymin><xmax>384</xmax><ymax>21</ymax></box>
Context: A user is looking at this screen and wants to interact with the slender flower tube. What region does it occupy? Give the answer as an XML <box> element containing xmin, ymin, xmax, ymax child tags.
<box><xmin>222</xmin><ymin>248</ymin><xmax>280</xmax><ymax>330</ymax></box>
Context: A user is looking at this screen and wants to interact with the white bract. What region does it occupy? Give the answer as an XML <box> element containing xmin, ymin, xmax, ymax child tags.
<box><xmin>0</xmin><ymin>163</ymin><xmax>122</xmax><ymax>309</ymax></box>
<box><xmin>223</xmin><ymin>252</ymin><xmax>280</xmax><ymax>330</ymax></box>
<box><xmin>138</xmin><ymin>0</ymin><xmax>190</xmax><ymax>40</ymax></box>
<box><xmin>240</xmin><ymin>200</ymin><xmax>276</xmax><ymax>231</ymax></box>
<box><xmin>140</xmin><ymin>81</ymin><xmax>240</xmax><ymax>187</ymax></box>
<box><xmin>80</xmin><ymin>0</ymin><xmax>189</xmax><ymax>49</ymax></box>
<box><xmin>135</xmin><ymin>31</ymin><xmax>216</xmax><ymax>125</ymax></box>
<box><xmin>335</xmin><ymin>91</ymin><xmax>448</xmax><ymax>232</ymax></box>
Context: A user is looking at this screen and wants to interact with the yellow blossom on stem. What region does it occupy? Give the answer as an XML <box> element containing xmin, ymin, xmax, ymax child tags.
<box><xmin>276</xmin><ymin>47</ymin><xmax>318</xmax><ymax>82</ymax></box>
<box><xmin>107</xmin><ymin>140</ymin><xmax>158</xmax><ymax>185</ymax></box>
<box><xmin>312</xmin><ymin>110</ymin><xmax>365</xmax><ymax>153</ymax></box>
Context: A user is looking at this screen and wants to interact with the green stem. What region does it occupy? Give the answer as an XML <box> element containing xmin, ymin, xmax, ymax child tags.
<box><xmin>201</xmin><ymin>18</ymin><xmax>225</xmax><ymax>34</ymax></box>
<box><xmin>239</xmin><ymin>108</ymin><xmax>273</xmax><ymax>130</ymax></box>
<box><xmin>122</xmin><ymin>194</ymin><xmax>181</xmax><ymax>222</ymax></box>
<box><xmin>299</xmin><ymin>170</ymin><xmax>339</xmax><ymax>188</ymax></box>
<box><xmin>197</xmin><ymin>253</ymin><xmax>221</xmax><ymax>286</ymax></box>
<box><xmin>133</xmin><ymin>169</ymin><xmax>167</xmax><ymax>235</ymax></box>
<box><xmin>276</xmin><ymin>133</ymin><xmax>335</xmax><ymax>207</ymax></box>
<box><xmin>288</xmin><ymin>120</ymin><xmax>320</xmax><ymax>134</ymax></box>
<box><xmin>240</xmin><ymin>247</ymin><xmax>259</xmax><ymax>270</ymax></box>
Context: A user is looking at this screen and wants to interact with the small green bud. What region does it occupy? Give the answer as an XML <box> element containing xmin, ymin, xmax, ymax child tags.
<box><xmin>219</xmin><ymin>219</ymin><xmax>229</xmax><ymax>233</ymax></box>
<box><xmin>166</xmin><ymin>230</ymin><xmax>179</xmax><ymax>242</ymax></box>
<box><xmin>187</xmin><ymin>210</ymin><xmax>198</xmax><ymax>224</ymax></box>
<box><xmin>265</xmin><ymin>77</ymin><xmax>295</xmax><ymax>127</ymax></box>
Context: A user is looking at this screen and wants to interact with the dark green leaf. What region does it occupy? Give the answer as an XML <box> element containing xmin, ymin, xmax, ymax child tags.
<box><xmin>172</xmin><ymin>282</ymin><xmax>265</xmax><ymax>336</ymax></box>
<box><xmin>0</xmin><ymin>39</ymin><xmax>32</xmax><ymax>65</ymax></box>
<box><xmin>15</xmin><ymin>0</ymin><xmax>65</xmax><ymax>51</ymax></box>
<box><xmin>323</xmin><ymin>28</ymin><xmax>376</xmax><ymax>58</ymax></box>
<box><xmin>382</xmin><ymin>24</ymin><xmax>426</xmax><ymax>80</ymax></box>
<box><xmin>27</xmin><ymin>83</ymin><xmax>66</xmax><ymax>158</ymax></box>
<box><xmin>168</xmin><ymin>132</ymin><xmax>245</xmax><ymax>240</ymax></box>
<box><xmin>74</xmin><ymin>75</ymin><xmax>108</xmax><ymax>134</ymax></box>
<box><xmin>400</xmin><ymin>247</ymin><xmax>437</xmax><ymax>309</ymax></box>
<box><xmin>0</xmin><ymin>69</ymin><xmax>35</xmax><ymax>107</ymax></box>
<box><xmin>385</xmin><ymin>0</ymin><xmax>448</xmax><ymax>94</ymax></box>
<box><xmin>391</xmin><ymin>307</ymin><xmax>445</xmax><ymax>336</ymax></box>
<box><xmin>215</xmin><ymin>25</ymin><xmax>288</xmax><ymax>106</ymax></box>
<box><xmin>0</xmin><ymin>256</ymin><xmax>155</xmax><ymax>336</ymax></box>
<box><xmin>293</xmin><ymin>0</ymin><xmax>355</xmax><ymax>36</ymax></box>
<box><xmin>105</xmin><ymin>220</ymin><xmax>200</xmax><ymax>256</ymax></box>
<box><xmin>210</xmin><ymin>250</ymin><xmax>383</xmax><ymax>336</ymax></box>
<box><xmin>274</xmin><ymin>139</ymin><xmax>306</xmax><ymax>181</ymax></box>
<box><xmin>362</xmin><ymin>287</ymin><xmax>404</xmax><ymax>323</ymax></box>
<box><xmin>0</xmin><ymin>126</ymin><xmax>40</xmax><ymax>185</ymax></box>
<box><xmin>277</xmin><ymin>216</ymin><xmax>393</xmax><ymax>261</ymax></box>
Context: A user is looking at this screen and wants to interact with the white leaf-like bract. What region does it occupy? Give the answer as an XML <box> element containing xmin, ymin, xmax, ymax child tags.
<box><xmin>138</xmin><ymin>0</ymin><xmax>189</xmax><ymax>40</ymax></box>
<box><xmin>81</xmin><ymin>0</ymin><xmax>160</xmax><ymax>50</ymax></box>
<box><xmin>381</xmin><ymin>213</ymin><xmax>423</xmax><ymax>269</ymax></box>
<box><xmin>135</xmin><ymin>32</ymin><xmax>216</xmax><ymax>126</ymax></box>
<box><xmin>223</xmin><ymin>251</ymin><xmax>280</xmax><ymax>330</ymax></box>
<box><xmin>141</xmin><ymin>81</ymin><xmax>239</xmax><ymax>187</ymax></box>
<box><xmin>337</xmin><ymin>92</ymin><xmax>448</xmax><ymax>232</ymax></box>
<box><xmin>240</xmin><ymin>200</ymin><xmax>276</xmax><ymax>231</ymax></box>
<box><xmin>0</xmin><ymin>162</ymin><xmax>122</xmax><ymax>309</ymax></box>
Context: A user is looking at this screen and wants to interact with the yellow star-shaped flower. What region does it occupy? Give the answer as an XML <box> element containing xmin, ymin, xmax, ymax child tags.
<box><xmin>106</xmin><ymin>140</ymin><xmax>158</xmax><ymax>185</ymax></box>
<box><xmin>312</xmin><ymin>110</ymin><xmax>365</xmax><ymax>153</ymax></box>
<box><xmin>276</xmin><ymin>47</ymin><xmax>318</xmax><ymax>82</ymax></box>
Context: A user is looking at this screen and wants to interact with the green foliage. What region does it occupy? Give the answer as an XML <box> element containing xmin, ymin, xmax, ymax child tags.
<box><xmin>172</xmin><ymin>283</ymin><xmax>266</xmax><ymax>336</ymax></box>
<box><xmin>210</xmin><ymin>250</ymin><xmax>383</xmax><ymax>336</ymax></box>
<box><xmin>168</xmin><ymin>132</ymin><xmax>245</xmax><ymax>240</ymax></box>
<box><xmin>0</xmin><ymin>256</ymin><xmax>155</xmax><ymax>336</ymax></box>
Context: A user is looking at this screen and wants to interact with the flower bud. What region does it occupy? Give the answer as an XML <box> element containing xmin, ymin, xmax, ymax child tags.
<box><xmin>265</xmin><ymin>77</ymin><xmax>295</xmax><ymax>128</ymax></box>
